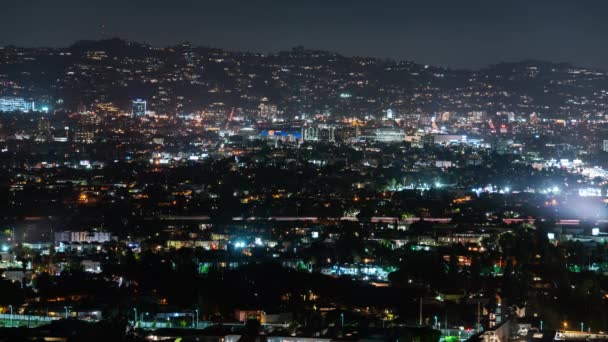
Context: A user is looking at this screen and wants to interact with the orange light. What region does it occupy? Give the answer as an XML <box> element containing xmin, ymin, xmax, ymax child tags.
<box><xmin>78</xmin><ymin>193</ymin><xmax>88</xmax><ymax>203</ymax></box>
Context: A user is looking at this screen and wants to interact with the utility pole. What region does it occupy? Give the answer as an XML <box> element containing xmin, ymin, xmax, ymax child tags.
<box><xmin>477</xmin><ymin>301</ymin><xmax>481</xmax><ymax>330</ymax></box>
<box><xmin>419</xmin><ymin>297</ymin><xmax>423</xmax><ymax>326</ymax></box>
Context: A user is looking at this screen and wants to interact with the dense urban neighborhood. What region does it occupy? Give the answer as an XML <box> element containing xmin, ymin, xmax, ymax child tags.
<box><xmin>0</xmin><ymin>39</ymin><xmax>608</xmax><ymax>341</ymax></box>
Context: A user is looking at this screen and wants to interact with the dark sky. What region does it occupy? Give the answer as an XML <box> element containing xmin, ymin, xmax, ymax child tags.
<box><xmin>2</xmin><ymin>0</ymin><xmax>608</xmax><ymax>69</ymax></box>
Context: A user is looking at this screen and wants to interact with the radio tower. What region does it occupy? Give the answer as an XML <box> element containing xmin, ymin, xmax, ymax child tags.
<box><xmin>99</xmin><ymin>23</ymin><xmax>106</xmax><ymax>40</ymax></box>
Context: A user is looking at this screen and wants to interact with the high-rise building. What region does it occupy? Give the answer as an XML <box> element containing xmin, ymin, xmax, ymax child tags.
<box><xmin>258</xmin><ymin>102</ymin><xmax>278</xmax><ymax>118</ymax></box>
<box><xmin>132</xmin><ymin>99</ymin><xmax>147</xmax><ymax>117</ymax></box>
<box><xmin>386</xmin><ymin>109</ymin><xmax>394</xmax><ymax>120</ymax></box>
<box><xmin>35</xmin><ymin>117</ymin><xmax>52</xmax><ymax>142</ymax></box>
<box><xmin>602</xmin><ymin>140</ymin><xmax>608</xmax><ymax>152</ymax></box>
<box><xmin>74</xmin><ymin>112</ymin><xmax>99</xmax><ymax>144</ymax></box>
<box><xmin>0</xmin><ymin>97</ymin><xmax>35</xmax><ymax>112</ymax></box>
<box><xmin>74</xmin><ymin>129</ymin><xmax>95</xmax><ymax>144</ymax></box>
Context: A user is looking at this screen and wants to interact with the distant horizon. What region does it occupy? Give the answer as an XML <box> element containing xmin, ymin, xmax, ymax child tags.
<box><xmin>2</xmin><ymin>0</ymin><xmax>608</xmax><ymax>70</ymax></box>
<box><xmin>0</xmin><ymin>37</ymin><xmax>595</xmax><ymax>73</ymax></box>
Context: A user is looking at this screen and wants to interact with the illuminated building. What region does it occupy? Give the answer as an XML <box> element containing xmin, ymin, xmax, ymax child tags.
<box><xmin>302</xmin><ymin>125</ymin><xmax>335</xmax><ymax>142</ymax></box>
<box><xmin>35</xmin><ymin>117</ymin><xmax>52</xmax><ymax>142</ymax></box>
<box><xmin>0</xmin><ymin>97</ymin><xmax>35</xmax><ymax>112</ymax></box>
<box><xmin>132</xmin><ymin>99</ymin><xmax>147</xmax><ymax>117</ymax></box>
<box><xmin>360</xmin><ymin>128</ymin><xmax>406</xmax><ymax>143</ymax></box>
<box><xmin>432</xmin><ymin>134</ymin><xmax>467</xmax><ymax>145</ymax></box>
<box><xmin>468</xmin><ymin>111</ymin><xmax>486</xmax><ymax>123</ymax></box>
<box><xmin>386</xmin><ymin>108</ymin><xmax>394</xmax><ymax>119</ymax></box>
<box><xmin>74</xmin><ymin>129</ymin><xmax>95</xmax><ymax>144</ymax></box>
<box><xmin>402</xmin><ymin>112</ymin><xmax>422</xmax><ymax>127</ymax></box>
<box><xmin>258</xmin><ymin>102</ymin><xmax>278</xmax><ymax>118</ymax></box>
<box><xmin>54</xmin><ymin>231</ymin><xmax>112</xmax><ymax>243</ymax></box>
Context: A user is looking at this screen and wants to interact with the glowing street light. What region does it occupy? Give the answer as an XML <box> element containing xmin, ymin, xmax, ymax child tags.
<box><xmin>193</xmin><ymin>309</ymin><xmax>199</xmax><ymax>328</ymax></box>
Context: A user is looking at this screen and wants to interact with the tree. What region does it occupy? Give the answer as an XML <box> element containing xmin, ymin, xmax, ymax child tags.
<box><xmin>0</xmin><ymin>279</ymin><xmax>25</xmax><ymax>306</ymax></box>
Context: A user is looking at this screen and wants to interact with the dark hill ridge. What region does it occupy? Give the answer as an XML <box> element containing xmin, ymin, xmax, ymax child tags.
<box><xmin>1</xmin><ymin>38</ymin><xmax>607</xmax><ymax>118</ymax></box>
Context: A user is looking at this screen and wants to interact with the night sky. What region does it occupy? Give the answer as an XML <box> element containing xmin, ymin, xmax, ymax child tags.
<box><xmin>2</xmin><ymin>0</ymin><xmax>608</xmax><ymax>69</ymax></box>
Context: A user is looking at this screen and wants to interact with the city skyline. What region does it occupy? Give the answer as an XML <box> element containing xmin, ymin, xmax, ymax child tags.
<box><xmin>2</xmin><ymin>2</ymin><xmax>608</xmax><ymax>341</ymax></box>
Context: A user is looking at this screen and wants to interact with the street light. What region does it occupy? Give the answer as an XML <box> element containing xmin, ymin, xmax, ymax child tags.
<box><xmin>194</xmin><ymin>309</ymin><xmax>199</xmax><ymax>329</ymax></box>
<box><xmin>64</xmin><ymin>306</ymin><xmax>68</xmax><ymax>319</ymax></box>
<box><xmin>9</xmin><ymin>305</ymin><xmax>13</xmax><ymax>327</ymax></box>
<box><xmin>134</xmin><ymin>308</ymin><xmax>138</xmax><ymax>327</ymax></box>
<box><xmin>540</xmin><ymin>320</ymin><xmax>543</xmax><ymax>331</ymax></box>
<box><xmin>580</xmin><ymin>322</ymin><xmax>584</xmax><ymax>332</ymax></box>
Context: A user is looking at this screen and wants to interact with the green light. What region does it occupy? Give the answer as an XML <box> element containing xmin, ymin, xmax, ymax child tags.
<box><xmin>199</xmin><ymin>263</ymin><xmax>210</xmax><ymax>274</ymax></box>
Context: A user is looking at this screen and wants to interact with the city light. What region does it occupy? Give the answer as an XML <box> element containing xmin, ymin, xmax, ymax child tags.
<box><xmin>0</xmin><ymin>7</ymin><xmax>605</xmax><ymax>340</ymax></box>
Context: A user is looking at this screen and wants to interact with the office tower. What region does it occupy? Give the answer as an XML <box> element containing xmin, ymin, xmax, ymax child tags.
<box><xmin>132</xmin><ymin>99</ymin><xmax>147</xmax><ymax>117</ymax></box>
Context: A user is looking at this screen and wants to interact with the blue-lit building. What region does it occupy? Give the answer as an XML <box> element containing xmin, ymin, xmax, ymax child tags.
<box><xmin>0</xmin><ymin>97</ymin><xmax>35</xmax><ymax>112</ymax></box>
<box><xmin>132</xmin><ymin>99</ymin><xmax>147</xmax><ymax>117</ymax></box>
<box><xmin>256</xmin><ymin>124</ymin><xmax>302</xmax><ymax>142</ymax></box>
